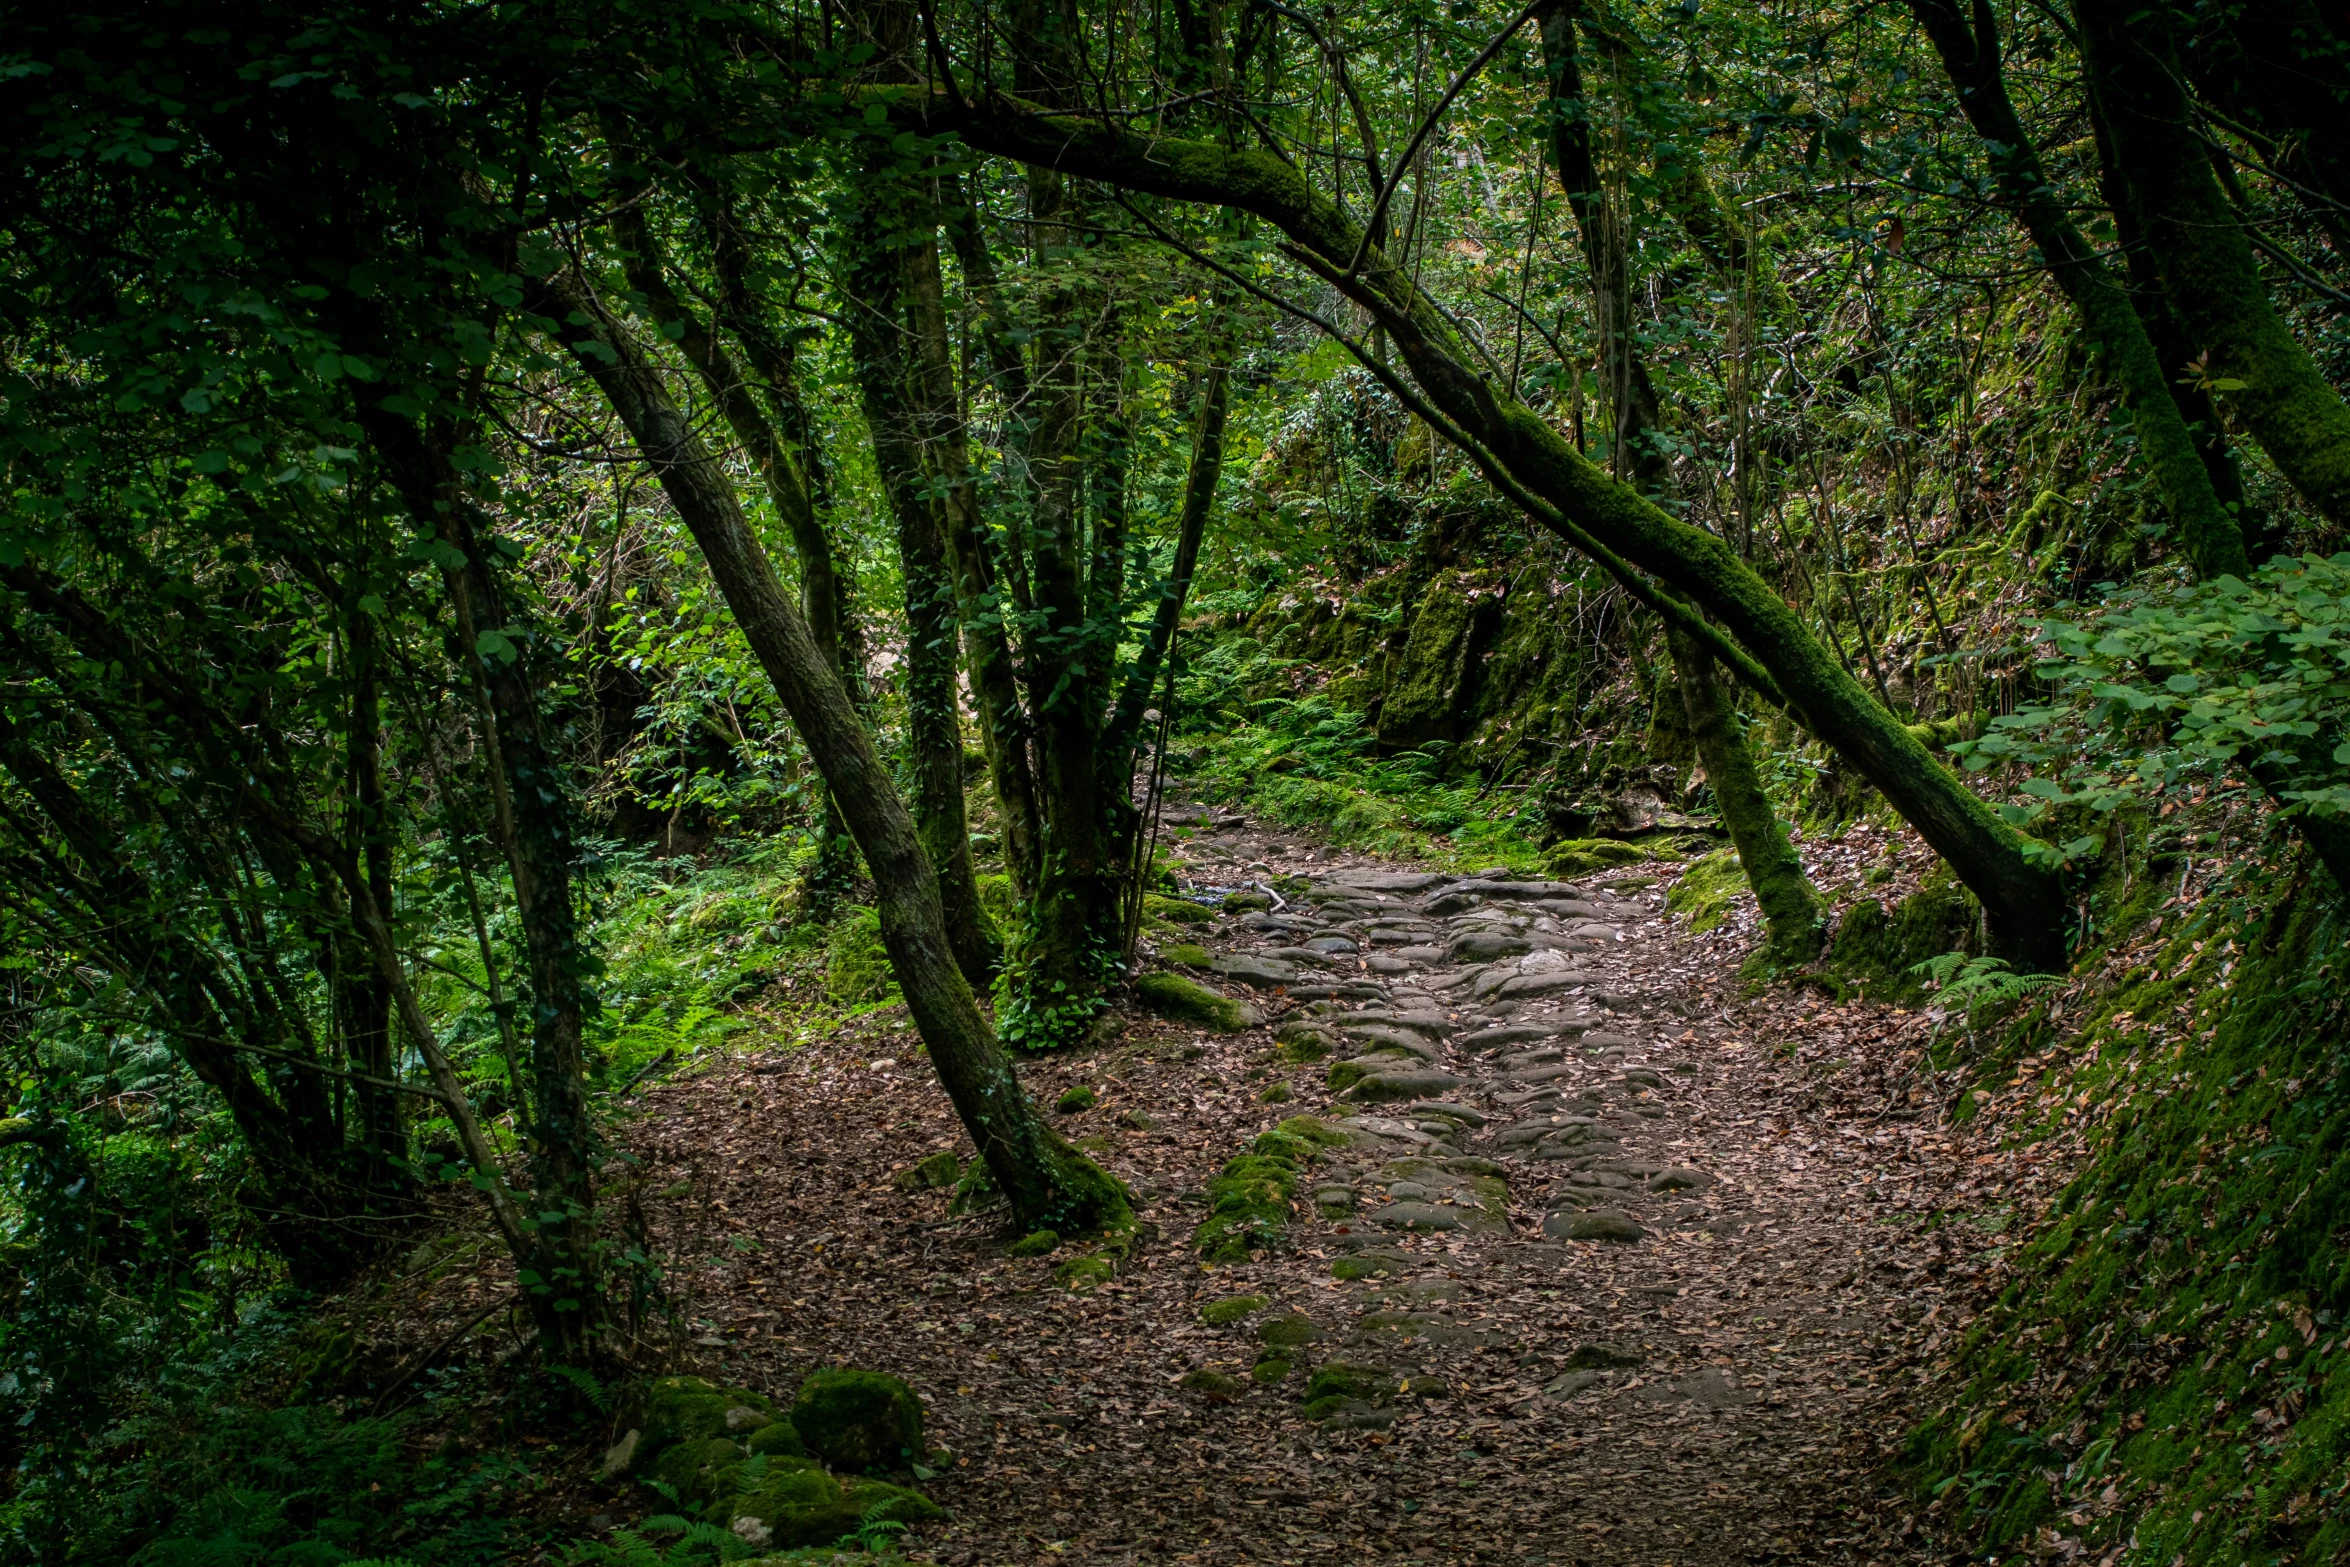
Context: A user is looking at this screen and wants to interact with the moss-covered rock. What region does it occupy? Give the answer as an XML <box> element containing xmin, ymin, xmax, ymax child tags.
<box><xmin>1541</xmin><ymin>838</ymin><xmax>1654</xmax><ymax>878</ymax></box>
<box><xmin>1134</xmin><ymin>971</ymin><xmax>1251</xmax><ymax>1031</ymax></box>
<box><xmin>1194</xmin><ymin>1153</ymin><xmax>1297</xmax><ymax>1263</ymax></box>
<box><xmin>1665</xmin><ymin>850</ymin><xmax>1748</xmax><ymax>935</ymax></box>
<box><xmin>1055</xmin><ymin>1254</ymin><xmax>1114</xmax><ymax>1291</ymax></box>
<box><xmin>1377</xmin><ymin>572</ymin><xmax>1498</xmax><ymax>750</ymax></box>
<box><xmin>1830</xmin><ymin>869</ymin><xmax>1980</xmax><ymax>1002</ymax></box>
<box><xmin>1054</xmin><ymin>1084</ymin><xmax>1097</xmax><ymax>1113</ymax></box>
<box><xmin>1274</xmin><ymin>1021</ymin><xmax>1336</xmax><ymax>1061</ymax></box>
<box><xmin>654</xmin><ymin>1435</ymin><xmax>752</xmax><ymax>1503</ymax></box>
<box><xmin>1201</xmin><ymin>1293</ymin><xmax>1269</xmax><ymax>1325</ymax></box>
<box><xmin>1222</xmin><ymin>890</ymin><xmax>1274</xmax><ymax>914</ymax></box>
<box><xmin>893</xmin><ymin>1149</ymin><xmax>962</xmax><ymax>1192</ymax></box>
<box><xmin>790</xmin><ymin>1370</ymin><xmax>924</xmax><ymax>1474</ymax></box>
<box><xmin>1006</xmin><ymin>1229</ymin><xmax>1059</xmax><ymax>1257</ymax></box>
<box><xmin>1304</xmin><ymin>1362</ymin><xmax>1393</xmax><ymax>1403</ymax></box>
<box><xmin>745</xmin><ymin>1421</ymin><xmax>809</xmax><ymax>1460</ymax></box>
<box><xmin>1251</xmin><ymin>1355</ymin><xmax>1294</xmax><ymax>1384</ymax></box>
<box><xmin>1161</xmin><ymin>942</ymin><xmax>1215</xmax><ymax>969</ymax></box>
<box><xmin>1259</xmin><ymin>1081</ymin><xmax>1294</xmax><ymax>1103</ymax></box>
<box><xmin>1256</xmin><ymin>1313</ymin><xmax>1317</xmax><ymax>1348</ymax></box>
<box><xmin>714</xmin><ymin>1461</ymin><xmax>942</xmax><ymax>1550</ymax></box>
<box><xmin>1179</xmin><ymin>1368</ymin><xmax>1246</xmax><ymax>1399</ymax></box>
<box><xmin>1148</xmin><ymin>894</ymin><xmax>1217</xmax><ymax>925</ymax></box>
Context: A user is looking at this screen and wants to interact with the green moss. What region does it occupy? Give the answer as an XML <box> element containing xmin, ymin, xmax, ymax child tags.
<box><xmin>714</xmin><ymin>1464</ymin><xmax>942</xmax><ymax>1550</ymax></box>
<box><xmin>1541</xmin><ymin>838</ymin><xmax>1654</xmax><ymax>878</ymax></box>
<box><xmin>825</xmin><ymin>905</ymin><xmax>896</xmax><ymax>1004</ymax></box>
<box><xmin>1194</xmin><ymin>1154</ymin><xmax>1299</xmax><ymax>1262</ymax></box>
<box><xmin>1304</xmin><ymin>1363</ymin><xmax>1392</xmax><ymax>1403</ymax></box>
<box><xmin>1055</xmin><ymin>1254</ymin><xmax>1114</xmax><ymax>1291</ymax></box>
<box><xmin>744</xmin><ymin>1421</ymin><xmax>808</xmax><ymax>1461</ymax></box>
<box><xmin>1275</xmin><ymin>1022</ymin><xmax>1335</xmax><ymax>1061</ymax></box>
<box><xmin>1830</xmin><ymin>869</ymin><xmax>1978</xmax><ymax>1003</ymax></box>
<box><xmin>1665</xmin><ymin>849</ymin><xmax>1747</xmax><ymax>935</ymax></box>
<box><xmin>1054</xmin><ymin>1084</ymin><xmax>1097</xmax><ymax>1113</ymax></box>
<box><xmin>1180</xmin><ymin>1368</ymin><xmax>1246</xmax><ymax>1397</ymax></box>
<box><xmin>1258</xmin><ymin>1081</ymin><xmax>1293</xmax><ymax>1103</ymax></box>
<box><xmin>1201</xmin><ymin>1293</ymin><xmax>1269</xmax><ymax>1325</ymax></box>
<box><xmin>1133</xmin><ymin>971</ymin><xmax>1249</xmax><ymax>1030</ymax></box>
<box><xmin>1222</xmin><ymin>890</ymin><xmax>1274</xmax><ymax>913</ymax></box>
<box><xmin>652</xmin><ymin>1436</ymin><xmax>748</xmax><ymax>1503</ymax></box>
<box><xmin>789</xmin><ymin>1369</ymin><xmax>924</xmax><ymax>1474</ymax></box>
<box><xmin>1006</xmin><ymin>1229</ymin><xmax>1059</xmax><ymax>1257</ymax></box>
<box><xmin>892</xmin><ymin>1149</ymin><xmax>962</xmax><ymax>1192</ymax></box>
<box><xmin>1250</xmin><ymin>1355</ymin><xmax>1294</xmax><ymax>1384</ymax></box>
<box><xmin>1147</xmin><ymin>894</ymin><xmax>1216</xmax><ymax>925</ymax></box>
<box><xmin>1162</xmin><ymin>942</ymin><xmax>1214</xmax><ymax>969</ymax></box>
<box><xmin>1256</xmin><ymin>1313</ymin><xmax>1316</xmax><ymax>1348</ymax></box>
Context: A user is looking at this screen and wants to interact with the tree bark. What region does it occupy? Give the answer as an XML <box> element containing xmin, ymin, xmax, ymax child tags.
<box><xmin>934</xmin><ymin>95</ymin><xmax>2070</xmax><ymax>969</ymax></box>
<box><xmin>839</xmin><ymin>188</ymin><xmax>1002</xmax><ymax>988</ymax></box>
<box><xmin>2073</xmin><ymin>0</ymin><xmax>2350</xmax><ymax>533</ymax></box>
<box><xmin>534</xmin><ymin>270</ymin><xmax>1128</xmax><ymax>1233</ymax></box>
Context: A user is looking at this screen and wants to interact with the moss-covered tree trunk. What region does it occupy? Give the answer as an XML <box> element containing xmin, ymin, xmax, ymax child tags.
<box><xmin>2073</xmin><ymin>0</ymin><xmax>2350</xmax><ymax>533</ymax></box>
<box><xmin>536</xmin><ymin>271</ymin><xmax>1128</xmax><ymax>1237</ymax></box>
<box><xmin>1669</xmin><ymin>624</ymin><xmax>1825</xmax><ymax>963</ymax></box>
<box><xmin>840</xmin><ymin>185</ymin><xmax>1001</xmax><ymax>989</ymax></box>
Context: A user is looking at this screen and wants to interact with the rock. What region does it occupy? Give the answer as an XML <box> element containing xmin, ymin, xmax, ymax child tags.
<box><xmin>1366</xmin><ymin>954</ymin><xmax>1416</xmax><ymax>974</ymax></box>
<box><xmin>1330</xmin><ymin>870</ymin><xmax>1453</xmax><ymax>894</ymax></box>
<box><xmin>1057</xmin><ymin>1254</ymin><xmax>1114</xmax><ymax>1291</ymax></box>
<box><xmin>1212</xmin><ymin>953</ymin><xmax>1301</xmax><ymax>987</ymax></box>
<box><xmin>1330</xmin><ymin>1250</ymin><xmax>1410</xmax><ymax>1279</ymax></box>
<box><xmin>1264</xmin><ymin>945</ymin><xmax>1345</xmax><ymax>969</ymax></box>
<box><xmin>1054</xmin><ymin>1084</ymin><xmax>1097</xmax><ymax>1113</ymax></box>
<box><xmin>1545</xmin><ymin>1370</ymin><xmax>1604</xmax><ymax>1398</ymax></box>
<box><xmin>1337</xmin><ymin>1023</ymin><xmax>1441</xmax><ymax>1059</ymax></box>
<box><xmin>1448</xmin><ymin>930</ymin><xmax>1533</xmax><ymax>963</ymax></box>
<box><xmin>1648</xmin><ymin>1167</ymin><xmax>1711</xmax><ymax>1192</ymax></box>
<box><xmin>1498</xmin><ymin>971</ymin><xmax>1597</xmax><ymax>1001</ymax></box>
<box><xmin>1326</xmin><ymin>1054</ymin><xmax>1409</xmax><ymax>1092</ymax></box>
<box><xmin>1400</xmin><ymin>1100</ymin><xmax>1486</xmax><ymax>1127</ymax></box>
<box><xmin>1403</xmin><ymin>1375</ymin><xmax>1450</xmax><ymax>1398</ymax></box>
<box><xmin>1343</xmin><ymin>1069</ymin><xmax>1468</xmax><ymax>1103</ymax></box>
<box><xmin>1006</xmin><ymin>1229</ymin><xmax>1059</xmax><ymax>1257</ymax></box>
<box><xmin>1275</xmin><ymin>1021</ymin><xmax>1338</xmax><ymax>1061</ymax></box>
<box><xmin>1257</xmin><ymin>1313</ymin><xmax>1319</xmax><ymax>1348</ymax></box>
<box><xmin>1547</xmin><ymin>1209</ymin><xmax>1646</xmax><ymax>1243</ymax></box>
<box><xmin>1304</xmin><ymin>1362</ymin><xmax>1393</xmax><ymax>1403</ymax></box>
<box><xmin>790</xmin><ymin>1369</ymin><xmax>925</xmax><ymax>1473</ymax></box>
<box><xmin>1284</xmin><ymin>981</ymin><xmax>1386</xmax><ymax>1001</ymax></box>
<box><xmin>1464</xmin><ymin>1023</ymin><xmax>1567</xmax><ymax>1051</ymax></box>
<box><xmin>1202</xmin><ymin>1293</ymin><xmax>1270</xmax><ymax>1325</ymax></box>
<box><xmin>1224</xmin><ymin>890</ymin><xmax>1275</xmax><ymax>913</ymax></box>
<box><xmin>892</xmin><ymin>1149</ymin><xmax>962</xmax><ymax>1192</ymax></box>
<box><xmin>1377</xmin><ymin>1201</ymin><xmax>1464</xmax><ymax>1231</ymax></box>
<box><xmin>1471</xmin><ymin>879</ymin><xmax>1587</xmax><ymax>901</ymax></box>
<box><xmin>1251</xmin><ymin>1355</ymin><xmax>1294</xmax><ymax>1384</ymax></box>
<box><xmin>1135</xmin><ymin>971</ymin><xmax>1254</xmax><ymax>1030</ymax></box>
<box><xmin>1179</xmin><ymin>1368</ymin><xmax>1246</xmax><ymax>1400</ymax></box>
<box><xmin>1563</xmin><ymin>1340</ymin><xmax>1644</xmax><ymax>1369</ymax></box>
<box><xmin>1344</xmin><ymin>1010</ymin><xmax>1457</xmax><ymax>1039</ymax></box>
<box><xmin>596</xmin><ymin>1428</ymin><xmax>642</xmax><ymax>1483</ymax></box>
<box><xmin>718</xmin><ymin>1464</ymin><xmax>940</xmax><ymax>1549</ymax></box>
<box><xmin>1162</xmin><ymin>942</ymin><xmax>1215</xmax><ymax>968</ymax></box>
<box><xmin>1305</xmin><ymin>934</ymin><xmax>1358</xmax><ymax>954</ymax></box>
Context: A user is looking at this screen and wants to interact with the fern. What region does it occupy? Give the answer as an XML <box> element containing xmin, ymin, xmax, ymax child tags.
<box><xmin>1910</xmin><ymin>953</ymin><xmax>2061</xmax><ymax>1020</ymax></box>
<box><xmin>546</xmin><ymin>1363</ymin><xmax>610</xmax><ymax>1411</ymax></box>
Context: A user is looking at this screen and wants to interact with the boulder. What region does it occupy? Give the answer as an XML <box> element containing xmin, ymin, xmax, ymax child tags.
<box><xmin>1134</xmin><ymin>972</ymin><xmax>1253</xmax><ymax>1031</ymax></box>
<box><xmin>790</xmin><ymin>1369</ymin><xmax>925</xmax><ymax>1473</ymax></box>
<box><xmin>1342</xmin><ymin>1069</ymin><xmax>1469</xmax><ymax>1104</ymax></box>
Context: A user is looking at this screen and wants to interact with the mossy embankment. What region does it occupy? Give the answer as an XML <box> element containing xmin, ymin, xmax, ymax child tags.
<box><xmin>1899</xmin><ymin>840</ymin><xmax>2350</xmax><ymax>1563</ymax></box>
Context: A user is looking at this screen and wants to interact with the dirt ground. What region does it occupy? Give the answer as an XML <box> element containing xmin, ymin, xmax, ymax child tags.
<box><xmin>569</xmin><ymin>811</ymin><xmax>2019</xmax><ymax>1566</ymax></box>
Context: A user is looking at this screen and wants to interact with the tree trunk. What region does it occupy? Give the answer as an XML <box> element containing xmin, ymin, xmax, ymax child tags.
<box><xmin>1669</xmin><ymin>624</ymin><xmax>1825</xmax><ymax>963</ymax></box>
<box><xmin>937</xmin><ymin>98</ymin><xmax>2071</xmax><ymax>970</ymax></box>
<box><xmin>1539</xmin><ymin>1</ymin><xmax>1825</xmax><ymax>954</ymax></box>
<box><xmin>839</xmin><ymin>191</ymin><xmax>1001</xmax><ymax>988</ymax></box>
<box><xmin>535</xmin><ymin>270</ymin><xmax>1128</xmax><ymax>1235</ymax></box>
<box><xmin>1904</xmin><ymin>0</ymin><xmax>2252</xmax><ymax>577</ymax></box>
<box><xmin>903</xmin><ymin>206</ymin><xmax>1045</xmax><ymax>900</ymax></box>
<box><xmin>2073</xmin><ymin>0</ymin><xmax>2350</xmax><ymax>532</ymax></box>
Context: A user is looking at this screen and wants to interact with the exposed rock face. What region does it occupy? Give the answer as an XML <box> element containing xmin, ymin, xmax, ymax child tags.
<box><xmin>1374</xmin><ymin>572</ymin><xmax>1501</xmax><ymax>750</ymax></box>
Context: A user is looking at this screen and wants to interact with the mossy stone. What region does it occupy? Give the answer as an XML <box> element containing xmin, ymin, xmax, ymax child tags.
<box><xmin>1056</xmin><ymin>1254</ymin><xmax>1114</xmax><ymax>1291</ymax></box>
<box><xmin>1275</xmin><ymin>1025</ymin><xmax>1335</xmax><ymax>1063</ymax></box>
<box><xmin>1542</xmin><ymin>838</ymin><xmax>1653</xmax><ymax>878</ymax></box>
<box><xmin>1054</xmin><ymin>1084</ymin><xmax>1098</xmax><ymax>1113</ymax></box>
<box><xmin>652</xmin><ymin>1435</ymin><xmax>748</xmax><ymax>1503</ymax></box>
<box><xmin>745</xmin><ymin>1420</ymin><xmax>809</xmax><ymax>1460</ymax></box>
<box><xmin>715</xmin><ymin>1463</ymin><xmax>942</xmax><ymax>1550</ymax></box>
<box><xmin>1180</xmin><ymin>1368</ymin><xmax>1246</xmax><ymax>1399</ymax></box>
<box><xmin>1251</xmin><ymin>1355</ymin><xmax>1294</xmax><ymax>1384</ymax></box>
<box><xmin>1163</xmin><ymin>942</ymin><xmax>1215</xmax><ymax>969</ymax></box>
<box><xmin>1007</xmin><ymin>1229</ymin><xmax>1060</xmax><ymax>1257</ymax></box>
<box><xmin>1304</xmin><ymin>1363</ymin><xmax>1391</xmax><ymax>1402</ymax></box>
<box><xmin>636</xmin><ymin>1376</ymin><xmax>782</xmax><ymax>1457</ymax></box>
<box><xmin>893</xmin><ymin>1149</ymin><xmax>962</xmax><ymax>1192</ymax></box>
<box><xmin>1147</xmin><ymin>894</ymin><xmax>1217</xmax><ymax>925</ymax></box>
<box><xmin>1259</xmin><ymin>1082</ymin><xmax>1294</xmax><ymax>1103</ymax></box>
<box><xmin>790</xmin><ymin>1370</ymin><xmax>925</xmax><ymax>1473</ymax></box>
<box><xmin>1134</xmin><ymin>971</ymin><xmax>1250</xmax><ymax>1030</ymax></box>
<box><xmin>1223</xmin><ymin>890</ymin><xmax>1275</xmax><ymax>913</ymax></box>
<box><xmin>1201</xmin><ymin>1293</ymin><xmax>1269</xmax><ymax>1326</ymax></box>
<box><xmin>1256</xmin><ymin>1313</ymin><xmax>1318</xmax><ymax>1348</ymax></box>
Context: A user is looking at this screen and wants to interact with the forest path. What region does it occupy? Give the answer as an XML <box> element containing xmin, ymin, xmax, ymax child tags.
<box><xmin>625</xmin><ymin>810</ymin><xmax>1961</xmax><ymax>1567</ymax></box>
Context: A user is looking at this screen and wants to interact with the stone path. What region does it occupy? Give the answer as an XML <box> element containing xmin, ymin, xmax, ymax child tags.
<box><xmin>623</xmin><ymin>809</ymin><xmax>1959</xmax><ymax>1567</ymax></box>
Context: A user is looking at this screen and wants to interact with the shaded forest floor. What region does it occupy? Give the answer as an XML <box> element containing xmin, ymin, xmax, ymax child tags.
<box><xmin>350</xmin><ymin>812</ymin><xmax>2062</xmax><ymax>1566</ymax></box>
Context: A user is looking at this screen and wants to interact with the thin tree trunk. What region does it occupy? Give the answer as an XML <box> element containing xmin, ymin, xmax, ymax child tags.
<box><xmin>1669</xmin><ymin>624</ymin><xmax>1825</xmax><ymax>963</ymax></box>
<box><xmin>535</xmin><ymin>269</ymin><xmax>1128</xmax><ymax>1234</ymax></box>
<box><xmin>839</xmin><ymin>192</ymin><xmax>1001</xmax><ymax>988</ymax></box>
